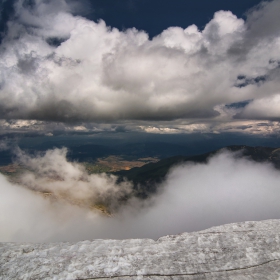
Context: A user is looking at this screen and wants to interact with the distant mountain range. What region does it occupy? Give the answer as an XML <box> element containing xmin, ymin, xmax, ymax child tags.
<box><xmin>115</xmin><ymin>145</ymin><xmax>280</xmax><ymax>197</ymax></box>
<box><xmin>67</xmin><ymin>142</ymin><xmax>203</xmax><ymax>162</ymax></box>
<box><xmin>0</xmin><ymin>141</ymin><xmax>214</xmax><ymax>166</ymax></box>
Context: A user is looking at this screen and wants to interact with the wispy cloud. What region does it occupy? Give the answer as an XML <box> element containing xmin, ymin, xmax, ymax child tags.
<box><xmin>14</xmin><ymin>147</ymin><xmax>133</xmax><ymax>211</ymax></box>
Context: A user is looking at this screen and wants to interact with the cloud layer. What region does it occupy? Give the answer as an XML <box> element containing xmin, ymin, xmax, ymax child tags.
<box><xmin>1</xmin><ymin>148</ymin><xmax>280</xmax><ymax>242</ymax></box>
<box><xmin>15</xmin><ymin>147</ymin><xmax>133</xmax><ymax>211</ymax></box>
<box><xmin>0</xmin><ymin>0</ymin><xmax>280</xmax><ymax>134</ymax></box>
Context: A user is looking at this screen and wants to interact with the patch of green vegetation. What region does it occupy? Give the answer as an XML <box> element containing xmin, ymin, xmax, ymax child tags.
<box><xmin>83</xmin><ymin>163</ymin><xmax>112</xmax><ymax>174</ymax></box>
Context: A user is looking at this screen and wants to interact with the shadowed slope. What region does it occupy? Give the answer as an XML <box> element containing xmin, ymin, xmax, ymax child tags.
<box><xmin>115</xmin><ymin>145</ymin><xmax>280</xmax><ymax>196</ymax></box>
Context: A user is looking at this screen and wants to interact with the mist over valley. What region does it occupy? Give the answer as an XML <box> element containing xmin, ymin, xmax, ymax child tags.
<box><xmin>1</xmin><ymin>134</ymin><xmax>280</xmax><ymax>242</ymax></box>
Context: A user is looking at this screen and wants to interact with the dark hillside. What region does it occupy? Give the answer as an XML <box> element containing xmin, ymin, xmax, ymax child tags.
<box><xmin>115</xmin><ymin>145</ymin><xmax>280</xmax><ymax>197</ymax></box>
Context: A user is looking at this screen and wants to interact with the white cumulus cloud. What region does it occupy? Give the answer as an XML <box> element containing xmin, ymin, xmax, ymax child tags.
<box><xmin>0</xmin><ymin>0</ymin><xmax>279</xmax><ymax>133</ymax></box>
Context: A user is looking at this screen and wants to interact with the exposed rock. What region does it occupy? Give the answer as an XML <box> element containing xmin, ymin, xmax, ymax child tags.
<box><xmin>1</xmin><ymin>220</ymin><xmax>280</xmax><ymax>279</ymax></box>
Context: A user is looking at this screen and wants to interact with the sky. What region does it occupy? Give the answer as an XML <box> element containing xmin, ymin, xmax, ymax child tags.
<box><xmin>0</xmin><ymin>0</ymin><xmax>280</xmax><ymax>136</ymax></box>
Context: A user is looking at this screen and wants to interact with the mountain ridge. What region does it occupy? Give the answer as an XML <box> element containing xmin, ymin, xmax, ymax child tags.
<box><xmin>115</xmin><ymin>145</ymin><xmax>280</xmax><ymax>197</ymax></box>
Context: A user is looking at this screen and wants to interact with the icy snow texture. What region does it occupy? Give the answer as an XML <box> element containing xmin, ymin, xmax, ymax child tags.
<box><xmin>1</xmin><ymin>220</ymin><xmax>280</xmax><ymax>279</ymax></box>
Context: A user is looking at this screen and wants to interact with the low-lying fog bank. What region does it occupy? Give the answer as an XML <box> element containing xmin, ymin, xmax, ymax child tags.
<box><xmin>1</xmin><ymin>147</ymin><xmax>280</xmax><ymax>242</ymax></box>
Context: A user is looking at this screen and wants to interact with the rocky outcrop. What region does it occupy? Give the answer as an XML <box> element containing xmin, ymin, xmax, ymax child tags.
<box><xmin>1</xmin><ymin>220</ymin><xmax>280</xmax><ymax>279</ymax></box>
